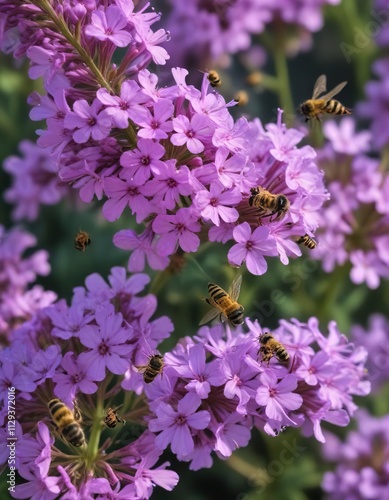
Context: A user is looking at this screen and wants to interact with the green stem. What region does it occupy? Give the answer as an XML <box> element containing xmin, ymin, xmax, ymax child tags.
<box><xmin>272</xmin><ymin>30</ymin><xmax>294</xmax><ymax>124</ymax></box>
<box><xmin>336</xmin><ymin>0</ymin><xmax>375</xmax><ymax>95</ymax></box>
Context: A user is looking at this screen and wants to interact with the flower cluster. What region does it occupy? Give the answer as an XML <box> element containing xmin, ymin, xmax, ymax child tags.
<box><xmin>0</xmin><ymin>267</ymin><xmax>178</xmax><ymax>498</ymax></box>
<box><xmin>311</xmin><ymin>117</ymin><xmax>389</xmax><ymax>288</ymax></box>
<box><xmin>0</xmin><ymin>264</ymin><xmax>370</xmax><ymax>496</ymax></box>
<box><xmin>145</xmin><ymin>316</ymin><xmax>369</xmax><ymax>469</ymax></box>
<box><xmin>351</xmin><ymin>314</ymin><xmax>389</xmax><ymax>392</ymax></box>
<box><xmin>3</xmin><ymin>140</ymin><xmax>70</xmax><ymax>221</ymax></box>
<box><xmin>163</xmin><ymin>0</ymin><xmax>341</xmax><ymax>67</ymax></box>
<box><xmin>358</xmin><ymin>58</ymin><xmax>389</xmax><ymax>149</ymax></box>
<box><xmin>321</xmin><ymin>410</ymin><xmax>389</xmax><ymax>499</ymax></box>
<box><xmin>0</xmin><ymin>1</ymin><xmax>327</xmax><ymax>276</ymax></box>
<box><xmin>0</xmin><ymin>225</ymin><xmax>55</xmax><ymax>341</ymax></box>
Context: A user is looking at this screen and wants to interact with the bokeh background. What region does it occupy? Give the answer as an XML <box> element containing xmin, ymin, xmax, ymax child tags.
<box><xmin>1</xmin><ymin>1</ymin><xmax>388</xmax><ymax>499</ymax></box>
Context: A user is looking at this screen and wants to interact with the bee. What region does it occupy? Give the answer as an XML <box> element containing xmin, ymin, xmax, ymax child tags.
<box><xmin>74</xmin><ymin>230</ymin><xmax>91</xmax><ymax>252</ymax></box>
<box><xmin>136</xmin><ymin>354</ymin><xmax>164</xmax><ymax>383</ymax></box>
<box><xmin>104</xmin><ymin>407</ymin><xmax>126</xmax><ymax>428</ymax></box>
<box><xmin>297</xmin><ymin>234</ymin><xmax>318</xmax><ymax>250</ymax></box>
<box><xmin>200</xmin><ymin>275</ymin><xmax>244</xmax><ymax>326</ymax></box>
<box><xmin>249</xmin><ymin>187</ymin><xmax>290</xmax><ymax>221</ymax></box>
<box><xmin>48</xmin><ymin>398</ymin><xmax>86</xmax><ymax>447</ymax></box>
<box><xmin>234</xmin><ymin>90</ymin><xmax>249</xmax><ymax>107</ymax></box>
<box><xmin>273</xmin><ymin>425</ymin><xmax>287</xmax><ymax>436</ymax></box>
<box><xmin>208</xmin><ymin>69</ymin><xmax>221</xmax><ymax>88</ymax></box>
<box><xmin>258</xmin><ymin>332</ymin><xmax>289</xmax><ymax>364</ymax></box>
<box><xmin>298</xmin><ymin>74</ymin><xmax>351</xmax><ymax>122</ymax></box>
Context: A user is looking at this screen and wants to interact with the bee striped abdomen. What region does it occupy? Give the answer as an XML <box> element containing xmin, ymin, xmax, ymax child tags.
<box><xmin>140</xmin><ymin>354</ymin><xmax>164</xmax><ymax>383</ymax></box>
<box><xmin>297</xmin><ymin>234</ymin><xmax>318</xmax><ymax>250</ymax></box>
<box><xmin>274</xmin><ymin>346</ymin><xmax>289</xmax><ymax>361</ymax></box>
<box><xmin>208</xmin><ymin>283</ymin><xmax>244</xmax><ymax>325</ymax></box>
<box><xmin>48</xmin><ymin>398</ymin><xmax>85</xmax><ymax>447</ymax></box>
<box><xmin>208</xmin><ymin>283</ymin><xmax>227</xmax><ymax>302</ymax></box>
<box><xmin>325</xmin><ymin>100</ymin><xmax>350</xmax><ymax>115</ymax></box>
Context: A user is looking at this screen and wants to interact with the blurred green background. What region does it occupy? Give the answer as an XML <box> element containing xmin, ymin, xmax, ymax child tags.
<box><xmin>1</xmin><ymin>1</ymin><xmax>389</xmax><ymax>499</ymax></box>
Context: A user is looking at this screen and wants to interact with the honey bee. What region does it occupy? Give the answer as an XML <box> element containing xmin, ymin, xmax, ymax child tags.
<box><xmin>298</xmin><ymin>74</ymin><xmax>351</xmax><ymax>122</ymax></box>
<box><xmin>136</xmin><ymin>354</ymin><xmax>164</xmax><ymax>383</ymax></box>
<box><xmin>258</xmin><ymin>332</ymin><xmax>289</xmax><ymax>364</ymax></box>
<box><xmin>234</xmin><ymin>90</ymin><xmax>249</xmax><ymax>107</ymax></box>
<box><xmin>48</xmin><ymin>398</ymin><xmax>86</xmax><ymax>447</ymax></box>
<box><xmin>208</xmin><ymin>69</ymin><xmax>221</xmax><ymax>88</ymax></box>
<box><xmin>74</xmin><ymin>230</ymin><xmax>91</xmax><ymax>252</ymax></box>
<box><xmin>104</xmin><ymin>407</ymin><xmax>126</xmax><ymax>428</ymax></box>
<box><xmin>297</xmin><ymin>234</ymin><xmax>318</xmax><ymax>250</ymax></box>
<box><xmin>200</xmin><ymin>275</ymin><xmax>244</xmax><ymax>326</ymax></box>
<box><xmin>249</xmin><ymin>187</ymin><xmax>290</xmax><ymax>221</ymax></box>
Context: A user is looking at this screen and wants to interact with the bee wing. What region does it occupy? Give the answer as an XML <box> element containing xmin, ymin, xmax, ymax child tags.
<box><xmin>319</xmin><ymin>81</ymin><xmax>348</xmax><ymax>102</ymax></box>
<box><xmin>312</xmin><ymin>74</ymin><xmax>327</xmax><ymax>99</ymax></box>
<box><xmin>228</xmin><ymin>274</ymin><xmax>242</xmax><ymax>301</ymax></box>
<box><xmin>199</xmin><ymin>306</ymin><xmax>221</xmax><ymax>326</ymax></box>
<box><xmin>135</xmin><ymin>365</ymin><xmax>147</xmax><ymax>373</ymax></box>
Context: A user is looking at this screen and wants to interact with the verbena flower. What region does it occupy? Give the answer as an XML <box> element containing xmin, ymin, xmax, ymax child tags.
<box><xmin>351</xmin><ymin>314</ymin><xmax>389</xmax><ymax>392</ymax></box>
<box><xmin>0</xmin><ymin>1</ymin><xmax>326</xmax><ymax>277</ymax></box>
<box><xmin>162</xmin><ymin>0</ymin><xmax>340</xmax><ymax>69</ymax></box>
<box><xmin>0</xmin><ymin>259</ymin><xmax>370</xmax><ymax>496</ymax></box>
<box><xmin>311</xmin><ymin>117</ymin><xmax>389</xmax><ymax>288</ymax></box>
<box><xmin>321</xmin><ymin>410</ymin><xmax>389</xmax><ymax>499</ymax></box>
<box><xmin>0</xmin><ymin>225</ymin><xmax>55</xmax><ymax>340</ymax></box>
<box><xmin>3</xmin><ymin>140</ymin><xmax>70</xmax><ymax>221</ymax></box>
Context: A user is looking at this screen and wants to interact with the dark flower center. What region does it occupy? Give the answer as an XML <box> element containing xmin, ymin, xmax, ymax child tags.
<box><xmin>167</xmin><ymin>178</ymin><xmax>177</xmax><ymax>188</ymax></box>
<box><xmin>151</xmin><ymin>120</ymin><xmax>160</xmax><ymax>129</ymax></box>
<box><xmin>119</xmin><ymin>100</ymin><xmax>129</xmax><ymax>111</ymax></box>
<box><xmin>176</xmin><ymin>415</ymin><xmax>187</xmax><ymax>426</ymax></box>
<box><xmin>210</xmin><ymin>197</ymin><xmax>219</xmax><ymax>207</ymax></box>
<box><xmin>246</xmin><ymin>241</ymin><xmax>253</xmax><ymax>251</ymax></box>
<box><xmin>88</xmin><ymin>117</ymin><xmax>96</xmax><ymax>126</ymax></box>
<box><xmin>98</xmin><ymin>342</ymin><xmax>109</xmax><ymax>355</ymax></box>
<box><xmin>142</xmin><ymin>156</ymin><xmax>150</xmax><ymax>165</ymax></box>
<box><xmin>186</xmin><ymin>129</ymin><xmax>194</xmax><ymax>138</ymax></box>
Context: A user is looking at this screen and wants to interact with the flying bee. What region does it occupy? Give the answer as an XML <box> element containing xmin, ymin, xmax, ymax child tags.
<box><xmin>234</xmin><ymin>90</ymin><xmax>249</xmax><ymax>107</ymax></box>
<box><xmin>298</xmin><ymin>74</ymin><xmax>351</xmax><ymax>122</ymax></box>
<box><xmin>208</xmin><ymin>69</ymin><xmax>222</xmax><ymax>88</ymax></box>
<box><xmin>104</xmin><ymin>407</ymin><xmax>126</xmax><ymax>428</ymax></box>
<box><xmin>258</xmin><ymin>332</ymin><xmax>289</xmax><ymax>364</ymax></box>
<box><xmin>136</xmin><ymin>354</ymin><xmax>164</xmax><ymax>384</ymax></box>
<box><xmin>200</xmin><ymin>275</ymin><xmax>244</xmax><ymax>326</ymax></box>
<box><xmin>249</xmin><ymin>187</ymin><xmax>290</xmax><ymax>222</ymax></box>
<box><xmin>74</xmin><ymin>230</ymin><xmax>91</xmax><ymax>252</ymax></box>
<box><xmin>48</xmin><ymin>398</ymin><xmax>86</xmax><ymax>447</ymax></box>
<box><xmin>297</xmin><ymin>234</ymin><xmax>318</xmax><ymax>250</ymax></box>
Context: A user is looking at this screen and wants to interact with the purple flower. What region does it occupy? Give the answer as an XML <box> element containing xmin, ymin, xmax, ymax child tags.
<box><xmin>52</xmin><ymin>352</ymin><xmax>98</xmax><ymax>405</ymax></box>
<box><xmin>129</xmin><ymin>99</ymin><xmax>174</xmax><ymax>140</ymax></box>
<box><xmin>113</xmin><ymin>226</ymin><xmax>170</xmax><ymax>272</ymax></box>
<box><xmin>171</xmin><ymin>114</ymin><xmax>211</xmax><ymax>154</ymax></box>
<box><xmin>133</xmin><ymin>450</ymin><xmax>179</xmax><ymax>497</ymax></box>
<box><xmin>78</xmin><ymin>306</ymin><xmax>133</xmax><ymax>381</ymax></box>
<box><xmin>120</xmin><ymin>139</ymin><xmax>165</xmax><ymax>185</ymax></box>
<box><xmin>96</xmin><ymin>80</ymin><xmax>147</xmax><ymax>129</ymax></box>
<box><xmin>256</xmin><ymin>371</ymin><xmax>303</xmax><ymax>424</ymax></box>
<box><xmin>323</xmin><ymin>118</ymin><xmax>371</xmax><ymax>155</ymax></box>
<box><xmin>195</xmin><ymin>184</ymin><xmax>241</xmax><ymax>225</ymax></box>
<box><xmin>228</xmin><ymin>223</ymin><xmax>277</xmax><ymax>275</ymax></box>
<box><xmin>214</xmin><ymin>414</ymin><xmax>251</xmax><ymax>458</ymax></box>
<box><xmin>141</xmin><ymin>160</ymin><xmax>192</xmax><ymax>210</ymax></box>
<box><xmin>153</xmin><ymin>208</ymin><xmax>201</xmax><ymax>256</ymax></box>
<box><xmin>64</xmin><ymin>99</ymin><xmax>112</xmax><ymax>143</ymax></box>
<box><xmin>322</xmin><ymin>410</ymin><xmax>389</xmax><ymax>499</ymax></box>
<box><xmin>84</xmin><ymin>6</ymin><xmax>133</xmax><ymax>47</ymax></box>
<box><xmin>149</xmin><ymin>392</ymin><xmax>211</xmax><ymax>459</ymax></box>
